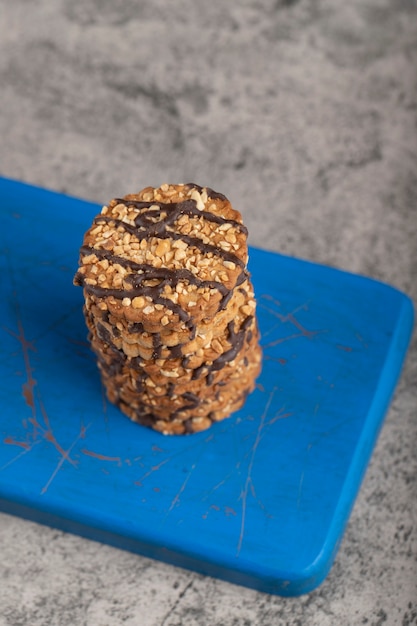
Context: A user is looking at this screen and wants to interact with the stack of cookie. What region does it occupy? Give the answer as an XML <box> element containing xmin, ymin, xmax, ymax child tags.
<box><xmin>74</xmin><ymin>183</ymin><xmax>262</xmax><ymax>434</ymax></box>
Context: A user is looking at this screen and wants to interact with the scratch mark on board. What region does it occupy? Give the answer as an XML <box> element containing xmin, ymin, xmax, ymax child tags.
<box><xmin>225</xmin><ymin>506</ymin><xmax>237</xmax><ymax>517</ymax></box>
<box><xmin>2</xmin><ymin>282</ymin><xmax>81</xmax><ymax>482</ymax></box>
<box><xmin>297</xmin><ymin>403</ymin><xmax>320</xmax><ymax>510</ymax></box>
<box><xmin>81</xmin><ymin>448</ymin><xmax>122</xmax><ymax>465</ymax></box>
<box><xmin>41</xmin><ymin>423</ymin><xmax>89</xmax><ymax>494</ymax></box>
<box><xmin>4</xmin><ymin>321</ymin><xmax>37</xmax><ymax>410</ymax></box>
<box><xmin>259</xmin><ymin>296</ymin><xmax>327</xmax><ymax>349</ymax></box>
<box><xmin>134</xmin><ymin>456</ymin><xmax>172</xmax><ymax>486</ymax></box>
<box><xmin>0</xmin><ymin>440</ymin><xmax>42</xmax><ymax>472</ymax></box>
<box><xmin>30</xmin><ymin>304</ymin><xmax>82</xmax><ymax>344</ymax></box>
<box><xmin>157</xmin><ymin>437</ymin><xmax>214</xmax><ymax>526</ymax></box>
<box><xmin>199</xmin><ymin>463</ymin><xmax>243</xmax><ymax>520</ymax></box>
<box><xmin>3</xmin><ymin>437</ymin><xmax>30</xmax><ymax>450</ymax></box>
<box><xmin>39</xmin><ymin>394</ymin><xmax>77</xmax><ymax>467</ymax></box>
<box><xmin>134</xmin><ymin>433</ymin><xmax>215</xmax><ymax>488</ymax></box>
<box><xmin>167</xmin><ymin>461</ymin><xmax>198</xmax><ymax>515</ymax></box>
<box><xmin>237</xmin><ymin>388</ymin><xmax>276</xmax><ymax>556</ymax></box>
<box><xmin>336</xmin><ymin>344</ymin><xmax>352</xmax><ymax>352</ymax></box>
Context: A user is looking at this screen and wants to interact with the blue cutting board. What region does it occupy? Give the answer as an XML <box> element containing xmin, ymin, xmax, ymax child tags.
<box><xmin>0</xmin><ymin>178</ymin><xmax>413</xmax><ymax>596</ymax></box>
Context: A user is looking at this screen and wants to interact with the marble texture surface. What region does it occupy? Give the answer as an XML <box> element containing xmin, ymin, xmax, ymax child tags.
<box><xmin>0</xmin><ymin>1</ymin><xmax>416</xmax><ymax>624</ymax></box>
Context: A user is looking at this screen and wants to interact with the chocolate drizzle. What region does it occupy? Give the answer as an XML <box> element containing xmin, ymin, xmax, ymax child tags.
<box><xmin>209</xmin><ymin>316</ymin><xmax>253</xmax><ymax>373</ymax></box>
<box><xmin>96</xmin><ymin>322</ymin><xmax>112</xmax><ymax>345</ymax></box>
<box><xmin>128</xmin><ymin>322</ymin><xmax>145</xmax><ymax>333</ymax></box>
<box><xmin>118</xmin><ymin>194</ymin><xmax>247</xmax><ymax>232</ymax></box>
<box><xmin>183</xmin><ymin>183</ymin><xmax>227</xmax><ymax>202</ymax></box>
<box><xmin>152</xmin><ymin>334</ymin><xmax>160</xmax><ymax>359</ymax></box>
<box><xmin>192</xmin><ymin>315</ymin><xmax>254</xmax><ymax>380</ymax></box>
<box><xmin>172</xmin><ymin>391</ymin><xmax>201</xmax><ymax>417</ymax></box>
<box><xmin>93</xmin><ymin>210</ymin><xmax>245</xmax><ymax>268</ymax></box>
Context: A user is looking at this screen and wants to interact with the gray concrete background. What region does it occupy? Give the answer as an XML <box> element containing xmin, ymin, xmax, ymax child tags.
<box><xmin>1</xmin><ymin>1</ymin><xmax>416</xmax><ymax>624</ymax></box>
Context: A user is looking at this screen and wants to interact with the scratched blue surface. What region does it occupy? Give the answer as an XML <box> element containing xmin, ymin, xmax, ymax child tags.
<box><xmin>0</xmin><ymin>178</ymin><xmax>413</xmax><ymax>595</ymax></box>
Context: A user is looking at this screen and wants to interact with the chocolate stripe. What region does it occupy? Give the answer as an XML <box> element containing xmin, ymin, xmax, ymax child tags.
<box><xmin>79</xmin><ymin>245</ymin><xmax>229</xmax><ymax>292</ymax></box>
<box><xmin>78</xmin><ymin>246</ymin><xmax>246</xmax><ymax>312</ymax></box>
<box><xmin>184</xmin><ymin>183</ymin><xmax>228</xmax><ymax>202</ymax></box>
<box><xmin>116</xmin><ymin>196</ymin><xmax>248</xmax><ymax>234</ymax></box>
<box><xmin>78</xmin><ymin>278</ymin><xmax>192</xmax><ymax>326</ymax></box>
<box><xmin>93</xmin><ymin>214</ymin><xmax>245</xmax><ymax>268</ymax></box>
<box><xmin>192</xmin><ymin>315</ymin><xmax>255</xmax><ymax>381</ymax></box>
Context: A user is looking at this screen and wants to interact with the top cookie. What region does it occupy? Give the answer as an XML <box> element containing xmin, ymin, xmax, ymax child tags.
<box><xmin>74</xmin><ymin>183</ymin><xmax>250</xmax><ymax>332</ymax></box>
